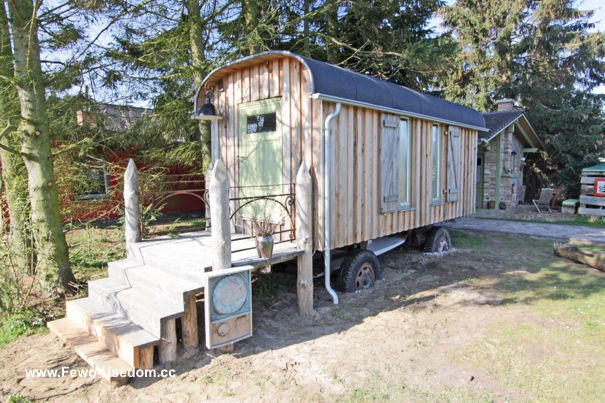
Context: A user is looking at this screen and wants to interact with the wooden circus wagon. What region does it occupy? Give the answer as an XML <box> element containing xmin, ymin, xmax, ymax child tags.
<box><xmin>48</xmin><ymin>51</ymin><xmax>486</xmax><ymax>384</ymax></box>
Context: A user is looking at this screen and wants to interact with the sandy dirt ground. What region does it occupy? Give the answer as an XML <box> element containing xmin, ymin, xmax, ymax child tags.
<box><xmin>1</xmin><ymin>229</ymin><xmax>602</xmax><ymax>402</ymax></box>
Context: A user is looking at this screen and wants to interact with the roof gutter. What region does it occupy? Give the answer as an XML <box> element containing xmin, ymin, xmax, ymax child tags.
<box><xmin>312</xmin><ymin>93</ymin><xmax>488</xmax><ymax>132</ymax></box>
<box><xmin>323</xmin><ymin>103</ymin><xmax>341</xmax><ymax>305</ymax></box>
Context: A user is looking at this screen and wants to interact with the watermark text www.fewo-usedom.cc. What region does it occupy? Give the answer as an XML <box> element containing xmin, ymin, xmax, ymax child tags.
<box><xmin>25</xmin><ymin>367</ymin><xmax>176</xmax><ymax>379</ymax></box>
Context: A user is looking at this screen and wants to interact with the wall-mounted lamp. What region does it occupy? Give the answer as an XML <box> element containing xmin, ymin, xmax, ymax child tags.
<box><xmin>196</xmin><ymin>90</ymin><xmax>222</xmax><ymax>121</ymax></box>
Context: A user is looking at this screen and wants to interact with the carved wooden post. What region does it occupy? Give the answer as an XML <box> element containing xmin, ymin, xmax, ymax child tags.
<box><xmin>295</xmin><ymin>162</ymin><xmax>314</xmax><ymax>315</ymax></box>
<box><xmin>124</xmin><ymin>159</ymin><xmax>141</xmax><ymax>251</ymax></box>
<box><xmin>209</xmin><ymin>159</ymin><xmax>231</xmax><ymax>270</ymax></box>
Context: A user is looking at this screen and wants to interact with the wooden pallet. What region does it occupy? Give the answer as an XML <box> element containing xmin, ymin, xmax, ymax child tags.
<box><xmin>579</xmin><ymin>172</ymin><xmax>605</xmax><ymax>217</ymax></box>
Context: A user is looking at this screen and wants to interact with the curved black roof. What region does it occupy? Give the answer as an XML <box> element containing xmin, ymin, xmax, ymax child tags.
<box><xmin>199</xmin><ymin>51</ymin><xmax>487</xmax><ymax>131</ymax></box>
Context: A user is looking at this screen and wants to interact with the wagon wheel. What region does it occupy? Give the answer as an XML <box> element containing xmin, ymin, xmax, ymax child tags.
<box><xmin>337</xmin><ymin>249</ymin><xmax>382</xmax><ymax>293</ymax></box>
<box><xmin>424</xmin><ymin>227</ymin><xmax>452</xmax><ymax>253</ymax></box>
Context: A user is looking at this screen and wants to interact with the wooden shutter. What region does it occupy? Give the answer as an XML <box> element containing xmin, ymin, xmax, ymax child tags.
<box><xmin>380</xmin><ymin>115</ymin><xmax>399</xmax><ymax>213</ymax></box>
<box><xmin>446</xmin><ymin>126</ymin><xmax>461</xmax><ymax>202</ymax></box>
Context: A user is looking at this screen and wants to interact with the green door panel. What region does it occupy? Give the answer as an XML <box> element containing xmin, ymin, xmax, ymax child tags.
<box><xmin>238</xmin><ymin>98</ymin><xmax>283</xmax><ymax>221</ymax></box>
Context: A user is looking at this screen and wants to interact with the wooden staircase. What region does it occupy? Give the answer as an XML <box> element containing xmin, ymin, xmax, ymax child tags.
<box><xmin>48</xmin><ymin>242</ymin><xmax>207</xmax><ymax>384</ymax></box>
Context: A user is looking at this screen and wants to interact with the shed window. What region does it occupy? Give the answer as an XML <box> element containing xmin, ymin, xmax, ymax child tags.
<box><xmin>246</xmin><ymin>113</ymin><xmax>277</xmax><ymax>134</ymax></box>
<box><xmin>431</xmin><ymin>124</ymin><xmax>441</xmax><ymax>201</ymax></box>
<box><xmin>398</xmin><ymin>119</ymin><xmax>411</xmax><ymax>207</ymax></box>
<box><xmin>379</xmin><ymin>115</ymin><xmax>414</xmax><ymax>213</ymax></box>
<box><xmin>76</xmin><ymin>165</ymin><xmax>109</xmax><ymax>200</ymax></box>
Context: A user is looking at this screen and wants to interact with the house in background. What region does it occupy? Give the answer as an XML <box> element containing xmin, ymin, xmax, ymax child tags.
<box><xmin>61</xmin><ymin>103</ymin><xmax>206</xmax><ymax>222</ymax></box>
<box><xmin>476</xmin><ymin>99</ymin><xmax>543</xmax><ymax>209</ymax></box>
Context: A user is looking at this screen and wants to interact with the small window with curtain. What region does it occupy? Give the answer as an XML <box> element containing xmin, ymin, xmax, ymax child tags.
<box><xmin>431</xmin><ymin>124</ymin><xmax>441</xmax><ymax>202</ymax></box>
<box><xmin>398</xmin><ymin>119</ymin><xmax>411</xmax><ymax>207</ymax></box>
<box><xmin>246</xmin><ymin>112</ymin><xmax>277</xmax><ymax>134</ymax></box>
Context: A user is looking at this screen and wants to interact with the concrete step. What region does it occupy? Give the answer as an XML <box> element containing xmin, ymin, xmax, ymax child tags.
<box><xmin>87</xmin><ymin>277</ymin><xmax>131</xmax><ymax>308</ymax></box>
<box><xmin>48</xmin><ymin>318</ymin><xmax>131</xmax><ymax>384</ymax></box>
<box><xmin>128</xmin><ymin>237</ymin><xmax>213</xmax><ymax>278</ymax></box>
<box><xmin>66</xmin><ymin>298</ymin><xmax>159</xmax><ymax>369</ymax></box>
<box><xmin>124</xmin><ymin>265</ymin><xmax>204</xmax><ymax>301</ymax></box>
<box><xmin>112</xmin><ymin>288</ymin><xmax>184</xmax><ymax>338</ymax></box>
<box><xmin>107</xmin><ymin>258</ymin><xmax>145</xmax><ymax>282</ymax></box>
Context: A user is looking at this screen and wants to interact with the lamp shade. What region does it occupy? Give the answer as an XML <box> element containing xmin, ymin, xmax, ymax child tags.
<box><xmin>195</xmin><ymin>90</ymin><xmax>223</xmax><ymax>121</ymax></box>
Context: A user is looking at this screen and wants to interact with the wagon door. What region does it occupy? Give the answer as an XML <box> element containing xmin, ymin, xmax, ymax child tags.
<box><xmin>237</xmin><ymin>98</ymin><xmax>283</xmax><ymax>221</ymax></box>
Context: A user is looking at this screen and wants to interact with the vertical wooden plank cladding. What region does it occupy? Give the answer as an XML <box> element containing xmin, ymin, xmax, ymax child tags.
<box><xmin>301</xmin><ymin>68</ymin><xmax>313</xmax><ymax>167</ymax></box>
<box><xmin>354</xmin><ymin>108</ymin><xmax>363</xmax><ymax>243</ymax></box>
<box><xmin>269</xmin><ymin>60</ymin><xmax>279</xmax><ymax>98</ymax></box>
<box><xmin>290</xmin><ymin>60</ymin><xmax>302</xmax><ymax>184</ymax></box>
<box><xmin>282</xmin><ymin>61</ymin><xmax>292</xmax><ymax>199</ymax></box>
<box><xmin>312</xmin><ymin>99</ymin><xmax>323</xmax><ymax>250</ymax></box>
<box><xmin>219</xmin><ymin>82</ymin><xmax>228</xmax><ymax>171</ymax></box>
<box><xmin>260</xmin><ymin>62</ymin><xmax>269</xmax><ymax>99</ymax></box>
<box><xmin>242</xmin><ymin>68</ymin><xmax>251</xmax><ymax>103</ymax></box>
<box><xmin>372</xmin><ymin>111</ymin><xmax>380</xmax><ymax>239</ymax></box>
<box><xmin>346</xmin><ymin>107</ymin><xmax>355</xmax><ymax>244</ymax></box>
<box><xmin>234</xmin><ymin>71</ymin><xmax>242</xmax><ymax>191</ymax></box>
<box><xmin>250</xmin><ymin>64</ymin><xmax>260</xmax><ymax>101</ymax></box>
<box><xmin>363</xmin><ymin>109</ymin><xmax>372</xmax><ymax>242</ymax></box>
<box><xmin>335</xmin><ymin>109</ymin><xmax>346</xmax><ymax>248</ymax></box>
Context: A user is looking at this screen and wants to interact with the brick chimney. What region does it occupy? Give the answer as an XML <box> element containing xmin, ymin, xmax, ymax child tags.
<box><xmin>76</xmin><ymin>110</ymin><xmax>97</xmax><ymax>127</ymax></box>
<box><xmin>495</xmin><ymin>99</ymin><xmax>515</xmax><ymax>111</ymax></box>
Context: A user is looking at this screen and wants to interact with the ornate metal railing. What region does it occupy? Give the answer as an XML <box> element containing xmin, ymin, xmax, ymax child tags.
<box><xmin>143</xmin><ymin>175</ymin><xmax>295</xmax><ymax>253</ymax></box>
<box><xmin>228</xmin><ymin>183</ymin><xmax>296</xmax><ymax>253</ymax></box>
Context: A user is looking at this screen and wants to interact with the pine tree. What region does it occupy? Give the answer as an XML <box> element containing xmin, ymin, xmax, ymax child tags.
<box><xmin>442</xmin><ymin>0</ymin><xmax>605</xmax><ymax>196</ymax></box>
<box><xmin>6</xmin><ymin>0</ymin><xmax>76</xmax><ymax>292</ymax></box>
<box><xmin>0</xmin><ymin>0</ymin><xmax>32</xmax><ymax>273</ymax></box>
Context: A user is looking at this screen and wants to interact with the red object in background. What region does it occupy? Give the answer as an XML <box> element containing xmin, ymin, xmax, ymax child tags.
<box><xmin>2</xmin><ymin>156</ymin><xmax>206</xmax><ymax>225</ymax></box>
<box><xmin>594</xmin><ymin>178</ymin><xmax>605</xmax><ymax>197</ymax></box>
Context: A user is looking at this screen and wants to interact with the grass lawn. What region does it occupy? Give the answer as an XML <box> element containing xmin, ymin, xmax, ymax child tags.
<box><xmin>334</xmin><ymin>230</ymin><xmax>605</xmax><ymax>401</ymax></box>
<box><xmin>0</xmin><ymin>215</ymin><xmax>206</xmax><ymax>347</ymax></box>
<box><xmin>2</xmin><ymin>225</ymin><xmax>605</xmax><ymax>401</ymax></box>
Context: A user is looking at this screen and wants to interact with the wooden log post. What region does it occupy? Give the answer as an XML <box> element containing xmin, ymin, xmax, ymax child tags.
<box><xmin>182</xmin><ymin>294</ymin><xmax>199</xmax><ymax>349</ymax></box>
<box><xmin>124</xmin><ymin>159</ymin><xmax>141</xmax><ymax>252</ymax></box>
<box><xmin>295</xmin><ymin>162</ymin><xmax>314</xmax><ymax>315</ymax></box>
<box><xmin>159</xmin><ymin>318</ymin><xmax>177</xmax><ymax>364</ymax></box>
<box><xmin>209</xmin><ymin>159</ymin><xmax>231</xmax><ymax>270</ymax></box>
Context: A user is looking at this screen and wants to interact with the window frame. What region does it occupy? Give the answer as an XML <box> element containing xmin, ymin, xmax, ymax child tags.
<box><xmin>76</xmin><ymin>164</ymin><xmax>110</xmax><ymax>201</ymax></box>
<box><xmin>431</xmin><ymin>123</ymin><xmax>441</xmax><ymax>204</ymax></box>
<box><xmin>397</xmin><ymin>118</ymin><xmax>412</xmax><ymax>209</ymax></box>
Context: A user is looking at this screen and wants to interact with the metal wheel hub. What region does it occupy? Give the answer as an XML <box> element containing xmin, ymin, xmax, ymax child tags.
<box><xmin>355</xmin><ymin>263</ymin><xmax>375</xmax><ymax>290</ymax></box>
<box><xmin>438</xmin><ymin>236</ymin><xmax>450</xmax><ymax>253</ymax></box>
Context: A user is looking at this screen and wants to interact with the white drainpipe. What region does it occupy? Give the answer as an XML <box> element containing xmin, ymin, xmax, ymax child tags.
<box><xmin>323</xmin><ymin>103</ymin><xmax>341</xmax><ymax>305</ymax></box>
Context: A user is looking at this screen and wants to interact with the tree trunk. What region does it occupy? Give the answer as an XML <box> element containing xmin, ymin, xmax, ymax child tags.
<box><xmin>243</xmin><ymin>0</ymin><xmax>260</xmax><ymax>56</ymax></box>
<box><xmin>7</xmin><ymin>0</ymin><xmax>75</xmax><ymax>292</ymax></box>
<box><xmin>185</xmin><ymin>0</ymin><xmax>211</xmax><ymax>171</ymax></box>
<box><xmin>0</xmin><ymin>1</ymin><xmax>32</xmax><ymax>273</ymax></box>
<box><xmin>325</xmin><ymin>0</ymin><xmax>339</xmax><ymax>64</ymax></box>
<box><xmin>303</xmin><ymin>0</ymin><xmax>311</xmax><ymax>56</ymax></box>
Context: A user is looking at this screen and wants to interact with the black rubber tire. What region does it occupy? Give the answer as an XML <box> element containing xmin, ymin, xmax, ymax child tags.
<box><xmin>337</xmin><ymin>249</ymin><xmax>382</xmax><ymax>293</ymax></box>
<box><xmin>423</xmin><ymin>227</ymin><xmax>452</xmax><ymax>253</ymax></box>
